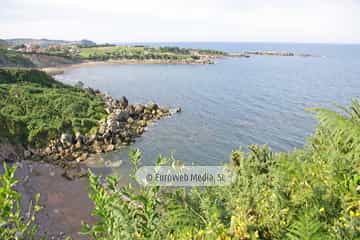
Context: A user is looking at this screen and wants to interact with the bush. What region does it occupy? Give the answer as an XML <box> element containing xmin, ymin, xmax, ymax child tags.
<box><xmin>0</xmin><ymin>69</ymin><xmax>106</xmax><ymax>147</ymax></box>
<box><xmin>82</xmin><ymin>101</ymin><xmax>360</xmax><ymax>240</ymax></box>
<box><xmin>0</xmin><ymin>163</ymin><xmax>41</xmax><ymax>239</ymax></box>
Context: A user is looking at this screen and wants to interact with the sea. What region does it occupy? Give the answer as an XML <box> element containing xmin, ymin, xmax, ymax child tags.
<box><xmin>55</xmin><ymin>42</ymin><xmax>360</xmax><ymax>174</ymax></box>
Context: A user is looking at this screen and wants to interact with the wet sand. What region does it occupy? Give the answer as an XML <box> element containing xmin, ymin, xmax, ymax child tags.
<box><xmin>42</xmin><ymin>58</ymin><xmax>214</xmax><ymax>76</ymax></box>
<box><xmin>1</xmin><ymin>161</ymin><xmax>95</xmax><ymax>240</ymax></box>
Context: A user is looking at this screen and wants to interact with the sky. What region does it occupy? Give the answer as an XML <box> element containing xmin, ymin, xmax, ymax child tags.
<box><xmin>0</xmin><ymin>0</ymin><xmax>359</xmax><ymax>44</ymax></box>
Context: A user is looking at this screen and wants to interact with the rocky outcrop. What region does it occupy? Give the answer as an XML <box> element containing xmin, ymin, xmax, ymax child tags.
<box><xmin>244</xmin><ymin>51</ymin><xmax>295</xmax><ymax>56</ymax></box>
<box><xmin>24</xmin><ymin>90</ymin><xmax>179</xmax><ymax>168</ymax></box>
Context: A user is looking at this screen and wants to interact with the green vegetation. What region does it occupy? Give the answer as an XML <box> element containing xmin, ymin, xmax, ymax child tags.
<box><xmin>41</xmin><ymin>45</ymin><xmax>227</xmax><ymax>62</ymax></box>
<box><xmin>0</xmin><ymin>48</ymin><xmax>35</xmax><ymax>68</ymax></box>
<box><xmin>0</xmin><ymin>163</ymin><xmax>42</xmax><ymax>239</ymax></box>
<box><xmin>0</xmin><ymin>65</ymin><xmax>358</xmax><ymax>239</ymax></box>
<box><xmin>82</xmin><ymin>101</ymin><xmax>360</xmax><ymax>239</ymax></box>
<box><xmin>2</xmin><ymin>44</ymin><xmax>227</xmax><ymax>67</ymax></box>
<box><xmin>77</xmin><ymin>46</ymin><xmax>202</xmax><ymax>61</ymax></box>
<box><xmin>0</xmin><ymin>68</ymin><xmax>106</xmax><ymax>147</ymax></box>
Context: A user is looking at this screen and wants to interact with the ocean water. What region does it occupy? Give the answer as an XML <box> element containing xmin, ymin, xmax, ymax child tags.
<box><xmin>56</xmin><ymin>42</ymin><xmax>360</xmax><ymax>170</ymax></box>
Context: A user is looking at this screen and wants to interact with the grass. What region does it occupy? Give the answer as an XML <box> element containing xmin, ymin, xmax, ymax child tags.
<box><xmin>0</xmin><ymin>68</ymin><xmax>106</xmax><ymax>147</ymax></box>
<box><xmin>78</xmin><ymin>46</ymin><xmax>200</xmax><ymax>61</ymax></box>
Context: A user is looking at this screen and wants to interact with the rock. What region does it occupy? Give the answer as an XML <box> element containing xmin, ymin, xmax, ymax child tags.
<box><xmin>134</xmin><ymin>104</ymin><xmax>145</xmax><ymax>114</ymax></box>
<box><xmin>116</xmin><ymin>111</ymin><xmax>130</xmax><ymax>122</ymax></box>
<box><xmin>44</xmin><ymin>147</ymin><xmax>52</xmax><ymax>155</ymax></box>
<box><xmin>119</xmin><ymin>96</ymin><xmax>129</xmax><ymax>109</ymax></box>
<box><xmin>143</xmin><ymin>114</ymin><xmax>151</xmax><ymax>121</ymax></box>
<box><xmin>60</xmin><ymin>133</ymin><xmax>74</xmax><ymax>146</ymax></box>
<box><xmin>24</xmin><ymin>150</ymin><xmax>32</xmax><ymax>159</ymax></box>
<box><xmin>88</xmin><ymin>134</ymin><xmax>97</xmax><ymax>145</ymax></box>
<box><xmin>93</xmin><ymin>141</ymin><xmax>103</xmax><ymax>153</ymax></box>
<box><xmin>76</xmin><ymin>153</ymin><xmax>88</xmax><ymax>162</ymax></box>
<box><xmin>162</xmin><ymin>107</ymin><xmax>170</xmax><ymax>113</ymax></box>
<box><xmin>74</xmin><ymin>141</ymin><xmax>82</xmax><ymax>150</ymax></box>
<box><xmin>170</xmin><ymin>107</ymin><xmax>182</xmax><ymax>114</ymax></box>
<box><xmin>127</xmin><ymin>117</ymin><xmax>134</xmax><ymax>124</ymax></box>
<box><xmin>138</xmin><ymin>120</ymin><xmax>147</xmax><ymax>127</ymax></box>
<box><xmin>63</xmin><ymin>153</ymin><xmax>75</xmax><ymax>162</ymax></box>
<box><xmin>104</xmin><ymin>160</ymin><xmax>123</xmax><ymax>168</ymax></box>
<box><xmin>0</xmin><ymin>143</ymin><xmax>20</xmax><ymax>162</ymax></box>
<box><xmin>105</xmin><ymin>144</ymin><xmax>115</xmax><ymax>152</ymax></box>
<box><xmin>144</xmin><ymin>108</ymin><xmax>151</xmax><ymax>114</ymax></box>
<box><xmin>85</xmin><ymin>87</ymin><xmax>96</xmax><ymax>95</ymax></box>
<box><xmin>127</xmin><ymin>105</ymin><xmax>135</xmax><ymax>115</ymax></box>
<box><xmin>98</xmin><ymin>124</ymin><xmax>106</xmax><ymax>135</ymax></box>
<box><xmin>105</xmin><ymin>107</ymin><xmax>112</xmax><ymax>114</ymax></box>
<box><xmin>146</xmin><ymin>102</ymin><xmax>158</xmax><ymax>110</ymax></box>
<box><xmin>137</xmin><ymin>127</ymin><xmax>145</xmax><ymax>135</ymax></box>
<box><xmin>62</xmin><ymin>166</ymin><xmax>88</xmax><ymax>180</ymax></box>
<box><xmin>75</xmin><ymin>132</ymin><xmax>84</xmax><ymax>143</ymax></box>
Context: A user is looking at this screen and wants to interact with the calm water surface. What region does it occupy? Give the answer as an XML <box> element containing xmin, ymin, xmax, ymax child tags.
<box><xmin>56</xmin><ymin>42</ymin><xmax>360</xmax><ymax>171</ymax></box>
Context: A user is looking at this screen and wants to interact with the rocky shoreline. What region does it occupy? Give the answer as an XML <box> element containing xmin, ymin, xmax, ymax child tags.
<box><xmin>42</xmin><ymin>58</ymin><xmax>215</xmax><ymax>76</ymax></box>
<box><xmin>244</xmin><ymin>50</ymin><xmax>316</xmax><ymax>57</ymax></box>
<box><xmin>21</xmin><ymin>88</ymin><xmax>180</xmax><ymax>179</ymax></box>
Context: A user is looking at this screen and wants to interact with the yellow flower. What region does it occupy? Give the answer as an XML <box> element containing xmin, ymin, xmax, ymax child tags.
<box><xmin>319</xmin><ymin>207</ymin><xmax>325</xmax><ymax>213</ymax></box>
<box><xmin>349</xmin><ymin>210</ymin><xmax>360</xmax><ymax>217</ymax></box>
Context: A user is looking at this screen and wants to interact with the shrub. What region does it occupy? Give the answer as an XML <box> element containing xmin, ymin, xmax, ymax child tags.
<box><xmin>0</xmin><ymin>69</ymin><xmax>107</xmax><ymax>147</ymax></box>
<box><xmin>83</xmin><ymin>100</ymin><xmax>360</xmax><ymax>240</ymax></box>
<box><xmin>0</xmin><ymin>163</ymin><xmax>42</xmax><ymax>239</ymax></box>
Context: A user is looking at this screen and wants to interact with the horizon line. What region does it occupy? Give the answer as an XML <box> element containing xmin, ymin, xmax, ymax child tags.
<box><xmin>2</xmin><ymin>37</ymin><xmax>360</xmax><ymax>45</ymax></box>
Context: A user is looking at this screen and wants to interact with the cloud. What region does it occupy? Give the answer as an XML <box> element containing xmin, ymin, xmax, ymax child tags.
<box><xmin>0</xmin><ymin>0</ymin><xmax>359</xmax><ymax>43</ymax></box>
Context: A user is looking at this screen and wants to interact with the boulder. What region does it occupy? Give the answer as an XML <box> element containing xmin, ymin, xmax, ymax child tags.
<box><xmin>76</xmin><ymin>153</ymin><xmax>88</xmax><ymax>162</ymax></box>
<box><xmin>75</xmin><ymin>132</ymin><xmax>84</xmax><ymax>143</ymax></box>
<box><xmin>146</xmin><ymin>102</ymin><xmax>158</xmax><ymax>110</ymax></box>
<box><xmin>134</xmin><ymin>104</ymin><xmax>145</xmax><ymax>114</ymax></box>
<box><xmin>162</xmin><ymin>107</ymin><xmax>170</xmax><ymax>113</ymax></box>
<box><xmin>127</xmin><ymin>117</ymin><xmax>134</xmax><ymax>124</ymax></box>
<box><xmin>105</xmin><ymin>144</ymin><xmax>115</xmax><ymax>152</ymax></box>
<box><xmin>98</xmin><ymin>124</ymin><xmax>106</xmax><ymax>135</ymax></box>
<box><xmin>24</xmin><ymin>150</ymin><xmax>32</xmax><ymax>159</ymax></box>
<box><xmin>137</xmin><ymin>127</ymin><xmax>145</xmax><ymax>135</ymax></box>
<box><xmin>60</xmin><ymin>133</ymin><xmax>74</xmax><ymax>146</ymax></box>
<box><xmin>62</xmin><ymin>167</ymin><xmax>87</xmax><ymax>180</ymax></box>
<box><xmin>126</xmin><ymin>105</ymin><xmax>135</xmax><ymax>115</ymax></box>
<box><xmin>88</xmin><ymin>134</ymin><xmax>97</xmax><ymax>145</ymax></box>
<box><xmin>116</xmin><ymin>111</ymin><xmax>130</xmax><ymax>122</ymax></box>
<box><xmin>119</xmin><ymin>96</ymin><xmax>129</xmax><ymax>109</ymax></box>
<box><xmin>137</xmin><ymin>120</ymin><xmax>146</xmax><ymax>127</ymax></box>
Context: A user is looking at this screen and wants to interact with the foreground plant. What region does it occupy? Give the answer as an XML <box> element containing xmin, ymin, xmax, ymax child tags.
<box><xmin>83</xmin><ymin>100</ymin><xmax>360</xmax><ymax>240</ymax></box>
<box><xmin>0</xmin><ymin>163</ymin><xmax>42</xmax><ymax>239</ymax></box>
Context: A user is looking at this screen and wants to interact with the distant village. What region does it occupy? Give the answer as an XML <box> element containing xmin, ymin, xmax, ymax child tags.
<box><xmin>9</xmin><ymin>43</ymin><xmax>80</xmax><ymax>56</ymax></box>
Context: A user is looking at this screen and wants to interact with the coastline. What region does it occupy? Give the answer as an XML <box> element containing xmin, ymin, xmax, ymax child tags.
<box><xmin>41</xmin><ymin>58</ymin><xmax>215</xmax><ymax>75</ymax></box>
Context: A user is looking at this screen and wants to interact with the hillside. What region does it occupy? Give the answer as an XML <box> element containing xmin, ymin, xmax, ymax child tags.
<box><xmin>0</xmin><ymin>68</ymin><xmax>106</xmax><ymax>147</ymax></box>
<box><xmin>0</xmin><ymin>48</ymin><xmax>35</xmax><ymax>68</ymax></box>
<box><xmin>0</xmin><ymin>39</ymin><xmax>8</xmax><ymax>47</ymax></box>
<box><xmin>5</xmin><ymin>38</ymin><xmax>96</xmax><ymax>47</ymax></box>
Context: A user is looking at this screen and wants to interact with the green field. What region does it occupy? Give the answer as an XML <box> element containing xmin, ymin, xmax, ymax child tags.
<box><xmin>77</xmin><ymin>46</ymin><xmax>201</xmax><ymax>61</ymax></box>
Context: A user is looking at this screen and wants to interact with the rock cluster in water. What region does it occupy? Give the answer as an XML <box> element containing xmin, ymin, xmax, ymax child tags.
<box><xmin>244</xmin><ymin>51</ymin><xmax>295</xmax><ymax>56</ymax></box>
<box><xmin>24</xmin><ymin>90</ymin><xmax>180</xmax><ymax>166</ymax></box>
